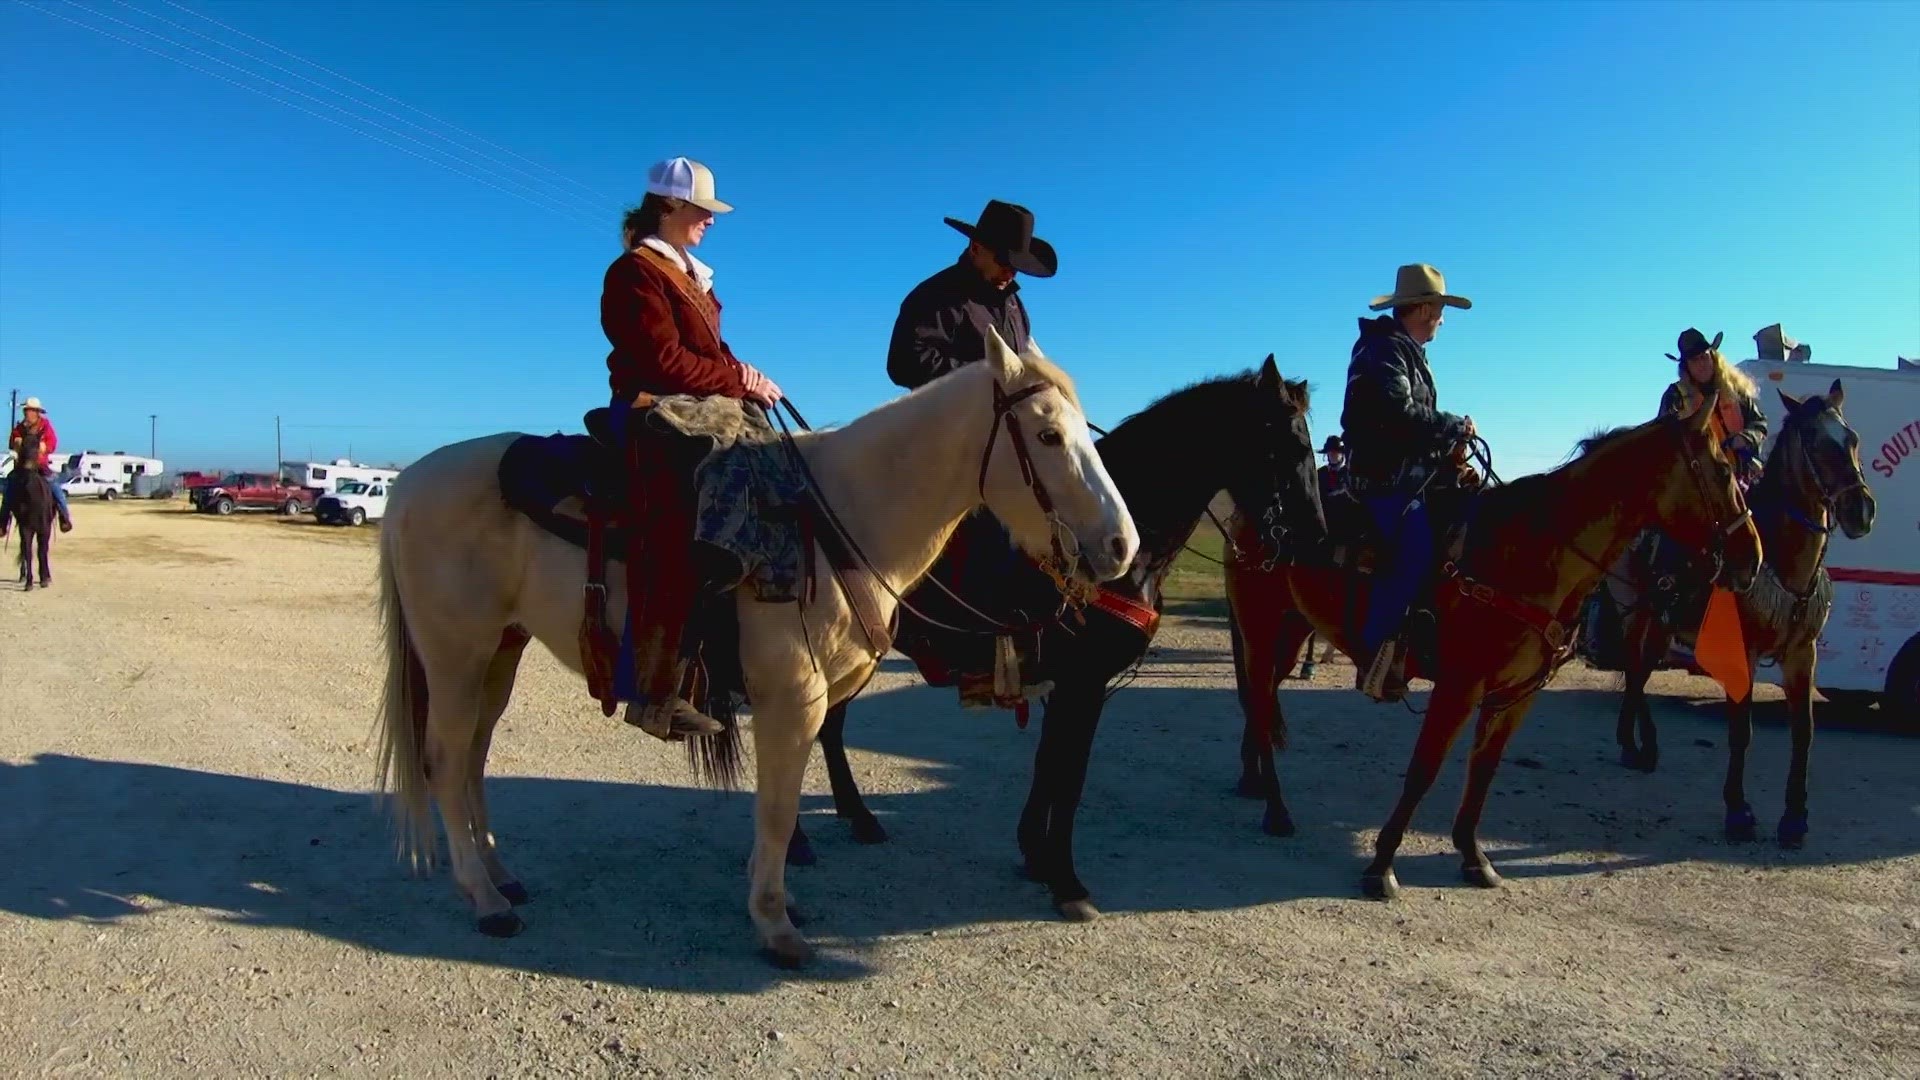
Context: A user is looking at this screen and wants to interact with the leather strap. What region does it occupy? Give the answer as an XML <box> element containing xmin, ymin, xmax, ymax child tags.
<box><xmin>1090</xmin><ymin>587</ymin><xmax>1160</xmax><ymax>638</ymax></box>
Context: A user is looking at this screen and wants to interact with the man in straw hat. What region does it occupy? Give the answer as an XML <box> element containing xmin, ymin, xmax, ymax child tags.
<box><xmin>1339</xmin><ymin>263</ymin><xmax>1478</xmax><ymax>701</ymax></box>
<box><xmin>885</xmin><ymin>199</ymin><xmax>1059</xmax><ymax>709</ymax></box>
<box><xmin>3</xmin><ymin>396</ymin><xmax>73</xmax><ymax>538</ymax></box>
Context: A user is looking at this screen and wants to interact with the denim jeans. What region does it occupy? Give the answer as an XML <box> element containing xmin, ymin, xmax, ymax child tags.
<box><xmin>3</xmin><ymin>471</ymin><xmax>68</xmax><ymax>518</ymax></box>
<box><xmin>1361</xmin><ymin>493</ymin><xmax>1432</xmax><ymax>652</ymax></box>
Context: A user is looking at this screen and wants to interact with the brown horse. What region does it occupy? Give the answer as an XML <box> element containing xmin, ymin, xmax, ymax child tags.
<box><xmin>5</xmin><ymin>464</ymin><xmax>56</xmax><ymax>589</ymax></box>
<box><xmin>1605</xmin><ymin>380</ymin><xmax>1874</xmax><ymax>846</ymax></box>
<box><xmin>1223</xmin><ymin>395</ymin><xmax>1763</xmax><ymax>899</ymax></box>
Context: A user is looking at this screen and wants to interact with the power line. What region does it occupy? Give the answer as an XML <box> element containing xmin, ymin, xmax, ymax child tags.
<box><xmin>18</xmin><ymin>0</ymin><xmax>610</xmax><ymax>232</ymax></box>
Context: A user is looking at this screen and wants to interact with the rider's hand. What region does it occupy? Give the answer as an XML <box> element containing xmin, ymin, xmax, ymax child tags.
<box><xmin>740</xmin><ymin>362</ymin><xmax>783</xmax><ymax>408</ymax></box>
<box><xmin>1462</xmin><ymin>415</ymin><xmax>1477</xmax><ymax>440</ymax></box>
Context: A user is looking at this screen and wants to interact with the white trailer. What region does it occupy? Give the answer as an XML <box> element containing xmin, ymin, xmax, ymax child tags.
<box><xmin>59</xmin><ymin>451</ymin><xmax>165</xmax><ymax>495</ymax></box>
<box><xmin>281</xmin><ymin>458</ymin><xmax>401</xmax><ymax>494</ymax></box>
<box><xmin>1737</xmin><ymin>357</ymin><xmax>1919</xmax><ymax>716</ymax></box>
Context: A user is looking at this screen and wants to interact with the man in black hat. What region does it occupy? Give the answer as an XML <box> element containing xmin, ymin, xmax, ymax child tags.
<box><xmin>886</xmin><ymin>200</ymin><xmax>1059</xmax><ymax>709</ymax></box>
<box><xmin>886</xmin><ymin>199</ymin><xmax>1056</xmax><ymax>391</ymax></box>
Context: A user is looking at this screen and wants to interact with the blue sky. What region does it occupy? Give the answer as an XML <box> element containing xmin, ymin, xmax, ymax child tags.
<box><xmin>2</xmin><ymin>0</ymin><xmax>1916</xmax><ymax>473</ymax></box>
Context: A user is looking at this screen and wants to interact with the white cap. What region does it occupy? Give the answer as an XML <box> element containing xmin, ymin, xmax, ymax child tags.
<box><xmin>645</xmin><ymin>157</ymin><xmax>733</xmax><ymax>214</ymax></box>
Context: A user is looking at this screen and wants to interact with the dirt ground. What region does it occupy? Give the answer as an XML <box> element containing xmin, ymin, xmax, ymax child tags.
<box><xmin>3</xmin><ymin>501</ymin><xmax>1916</xmax><ymax>1078</ymax></box>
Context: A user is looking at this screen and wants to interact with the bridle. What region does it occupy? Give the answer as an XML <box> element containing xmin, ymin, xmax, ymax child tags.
<box><xmin>1777</xmin><ymin>414</ymin><xmax>1870</xmax><ymax>537</ymax></box>
<box><xmin>766</xmin><ymin>374</ymin><xmax>1098</xmax><ymax>653</ymax></box>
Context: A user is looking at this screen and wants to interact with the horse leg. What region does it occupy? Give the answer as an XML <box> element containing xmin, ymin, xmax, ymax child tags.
<box><xmin>1020</xmin><ymin>679</ymin><xmax>1108</xmax><ymax>922</ymax></box>
<box><xmin>1244</xmin><ymin>614</ymin><xmax>1313</xmax><ymax>837</ymax></box>
<box><xmin>421</xmin><ymin>654</ymin><xmax>516</xmax><ymax>935</ymax></box>
<box><xmin>1777</xmin><ymin>644</ymin><xmax>1815</xmax><ymax>849</ymax></box>
<box><xmin>37</xmin><ymin>527</ymin><xmax>51</xmax><ymax>586</ymax></box>
<box><xmin>820</xmin><ymin>700</ymin><xmax>886</xmax><ymax>843</ymax></box>
<box><xmin>1227</xmin><ymin>582</ymin><xmax>1291</xmax><ymax>800</ymax></box>
<box><xmin>1617</xmin><ymin>663</ymin><xmax>1659</xmax><ymax>772</ymax></box>
<box><xmin>744</xmin><ymin>686</ymin><xmax>829</xmax><ymax>967</ymax></box>
<box><xmin>1361</xmin><ymin>678</ymin><xmax>1480</xmax><ymax>900</ymax></box>
<box><xmin>469</xmin><ymin>632</ymin><xmax>530</xmax><ymax>903</ymax></box>
<box><xmin>1450</xmin><ymin>696</ymin><xmax>1536</xmax><ymax>888</ymax></box>
<box><xmin>1721</xmin><ymin>677</ymin><xmax>1758</xmax><ymax>841</ymax></box>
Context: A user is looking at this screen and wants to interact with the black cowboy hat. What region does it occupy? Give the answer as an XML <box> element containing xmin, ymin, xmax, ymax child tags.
<box><xmin>1321</xmin><ymin>435</ymin><xmax>1345</xmax><ymax>454</ymax></box>
<box><xmin>944</xmin><ymin>200</ymin><xmax>1057</xmax><ymax>278</ymax></box>
<box><xmin>1665</xmin><ymin>327</ymin><xmax>1724</xmax><ymax>362</ymax></box>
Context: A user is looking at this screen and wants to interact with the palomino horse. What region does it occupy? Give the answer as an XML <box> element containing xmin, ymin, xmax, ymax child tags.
<box><xmin>1223</xmin><ymin>395</ymin><xmax>1764</xmax><ymax>899</ymax></box>
<box><xmin>790</xmin><ymin>357</ymin><xmax>1326</xmax><ymax>921</ymax></box>
<box><xmin>5</xmin><ymin>465</ymin><xmax>56</xmax><ymax>589</ymax></box>
<box><xmin>1607</xmin><ymin>380</ymin><xmax>1873</xmax><ymax>846</ymax></box>
<box><xmin>373</xmin><ymin>332</ymin><xmax>1138</xmax><ymax>966</ymax></box>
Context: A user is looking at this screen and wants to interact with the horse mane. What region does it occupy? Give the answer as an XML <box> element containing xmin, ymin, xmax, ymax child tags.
<box><xmin>1103</xmin><ymin>366</ymin><xmax>1310</xmax><ymax>438</ymax></box>
<box><xmin>1018</xmin><ymin>350</ymin><xmax>1082</xmax><ymax>412</ymax></box>
<box><xmin>1475</xmin><ymin>420</ymin><xmax>1651</xmax><ymax>534</ymax></box>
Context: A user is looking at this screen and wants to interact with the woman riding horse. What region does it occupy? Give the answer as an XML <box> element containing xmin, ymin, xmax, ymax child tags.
<box><xmin>596</xmin><ymin>156</ymin><xmax>784</xmax><ymax>740</ymax></box>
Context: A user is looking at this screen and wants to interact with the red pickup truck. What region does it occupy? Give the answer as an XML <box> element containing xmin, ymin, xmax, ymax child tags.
<box><xmin>193</xmin><ymin>472</ymin><xmax>316</xmax><ymax>516</ymax></box>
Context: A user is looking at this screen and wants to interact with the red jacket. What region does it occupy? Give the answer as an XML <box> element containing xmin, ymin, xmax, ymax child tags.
<box><xmin>8</xmin><ymin>416</ymin><xmax>57</xmax><ymax>472</ymax></box>
<box><xmin>600</xmin><ymin>247</ymin><xmax>749</xmax><ymax>403</ymax></box>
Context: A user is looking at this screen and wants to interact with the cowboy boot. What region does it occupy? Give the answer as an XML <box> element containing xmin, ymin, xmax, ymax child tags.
<box><xmin>57</xmin><ymin>504</ymin><xmax>73</xmax><ymax>533</ymax></box>
<box><xmin>621</xmin><ymin>620</ymin><xmax>727</xmax><ymax>742</ymax></box>
<box><xmin>1357</xmin><ymin>635</ymin><xmax>1410</xmax><ymax>703</ymax></box>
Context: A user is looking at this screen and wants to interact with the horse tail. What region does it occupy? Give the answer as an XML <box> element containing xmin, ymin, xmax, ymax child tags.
<box><xmin>372</xmin><ymin>528</ymin><xmax>438</xmax><ymax>873</ymax></box>
<box><xmin>682</xmin><ymin>691</ymin><xmax>746</xmax><ymax>791</ymax></box>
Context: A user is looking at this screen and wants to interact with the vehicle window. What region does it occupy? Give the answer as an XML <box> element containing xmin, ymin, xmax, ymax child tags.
<box><xmin>312</xmin><ymin>468</ymin><xmax>327</xmax><ymax>481</ymax></box>
<box><xmin>339</xmin><ymin>481</ymin><xmax>370</xmax><ymax>495</ymax></box>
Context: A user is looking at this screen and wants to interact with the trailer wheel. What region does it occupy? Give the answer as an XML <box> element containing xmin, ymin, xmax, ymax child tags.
<box><xmin>1883</xmin><ymin>634</ymin><xmax>1920</xmax><ymax>733</ymax></box>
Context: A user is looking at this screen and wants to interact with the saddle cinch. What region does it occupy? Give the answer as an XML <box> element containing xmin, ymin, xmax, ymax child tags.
<box><xmin>1316</xmin><ymin>482</ymin><xmax>1482</xmax><ymax>678</ymax></box>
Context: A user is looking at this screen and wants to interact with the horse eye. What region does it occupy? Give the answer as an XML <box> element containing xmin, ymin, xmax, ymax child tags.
<box><xmin>1037</xmin><ymin>429</ymin><xmax>1064</xmax><ymax>448</ymax></box>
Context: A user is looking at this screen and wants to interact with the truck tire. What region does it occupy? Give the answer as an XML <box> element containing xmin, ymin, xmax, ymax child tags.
<box><xmin>101</xmin><ymin>488</ymin><xmax>118</xmax><ymax>501</ymax></box>
<box><xmin>214</xmin><ymin>497</ymin><xmax>235</xmax><ymax>516</ymax></box>
<box><xmin>282</xmin><ymin>498</ymin><xmax>302</xmax><ymax>516</ymax></box>
<box><xmin>1883</xmin><ymin>633</ymin><xmax>1920</xmax><ymax>733</ymax></box>
<box><xmin>348</xmin><ymin>507</ymin><xmax>366</xmax><ymax>527</ymax></box>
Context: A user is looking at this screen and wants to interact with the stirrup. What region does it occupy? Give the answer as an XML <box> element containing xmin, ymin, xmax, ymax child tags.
<box><xmin>623</xmin><ymin>697</ymin><xmax>726</xmax><ymax>742</ymax></box>
<box><xmin>1358</xmin><ymin>639</ymin><xmax>1408</xmax><ymax>703</ymax></box>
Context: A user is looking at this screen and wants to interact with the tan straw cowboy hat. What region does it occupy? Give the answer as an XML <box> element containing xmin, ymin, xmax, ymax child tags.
<box><xmin>1368</xmin><ymin>263</ymin><xmax>1472</xmax><ymax>312</ymax></box>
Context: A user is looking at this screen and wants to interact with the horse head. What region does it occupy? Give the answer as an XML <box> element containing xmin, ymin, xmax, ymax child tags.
<box><xmin>975</xmin><ymin>329</ymin><xmax>1139</xmax><ymax>583</ymax></box>
<box><xmin>1776</xmin><ymin>379</ymin><xmax>1876</xmax><ymax>540</ymax></box>
<box><xmin>1653</xmin><ymin>389</ymin><xmax>1765</xmax><ymax>594</ymax></box>
<box><xmin>1224</xmin><ymin>354</ymin><xmax>1326</xmax><ymax>555</ymax></box>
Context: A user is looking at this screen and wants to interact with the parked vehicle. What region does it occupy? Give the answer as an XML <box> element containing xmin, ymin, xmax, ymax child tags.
<box><xmin>192</xmin><ymin>472</ymin><xmax>316</xmax><ymax>516</ymax></box>
<box><xmin>60</xmin><ymin>451</ymin><xmax>165</xmax><ymax>496</ymax></box>
<box><xmin>61</xmin><ymin>474</ymin><xmax>124</xmax><ymax>500</ymax></box>
<box><xmin>314</xmin><ymin>478</ymin><xmax>392</xmax><ymax>526</ymax></box>
<box><xmin>282</xmin><ymin>459</ymin><xmax>401</xmax><ymax>498</ymax></box>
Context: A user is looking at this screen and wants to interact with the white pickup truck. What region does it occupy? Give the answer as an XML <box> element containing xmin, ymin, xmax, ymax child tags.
<box><xmin>313</xmin><ymin>479</ymin><xmax>390</xmax><ymax>526</ymax></box>
<box><xmin>1739</xmin><ymin>358</ymin><xmax>1918</xmax><ymax>718</ymax></box>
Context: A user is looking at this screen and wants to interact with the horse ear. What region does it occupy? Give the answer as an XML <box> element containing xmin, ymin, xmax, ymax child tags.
<box><xmin>1256</xmin><ymin>353</ymin><xmax>1280</xmax><ymax>391</ymax></box>
<box><xmin>1826</xmin><ymin>378</ymin><xmax>1845</xmax><ymax>411</ymax></box>
<box><xmin>986</xmin><ymin>326</ymin><xmax>1023</xmax><ymax>383</ymax></box>
<box><xmin>1777</xmin><ymin>388</ymin><xmax>1804</xmax><ymax>414</ymax></box>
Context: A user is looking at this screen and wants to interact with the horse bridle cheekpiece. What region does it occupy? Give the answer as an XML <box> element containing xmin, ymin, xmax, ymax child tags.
<box><xmin>1675</xmin><ymin>416</ymin><xmax>1756</xmax><ymax>586</ymax></box>
<box><xmin>977</xmin><ymin>379</ymin><xmax>1099</xmax><ymax>608</ymax></box>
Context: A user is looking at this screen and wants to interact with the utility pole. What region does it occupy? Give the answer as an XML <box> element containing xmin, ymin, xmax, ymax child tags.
<box><xmin>7</xmin><ymin>389</ymin><xmax>15</xmax><ymax>428</ymax></box>
<box><xmin>149</xmin><ymin>414</ymin><xmax>157</xmax><ymax>460</ymax></box>
<box><xmin>275</xmin><ymin>415</ymin><xmax>282</xmax><ymax>476</ymax></box>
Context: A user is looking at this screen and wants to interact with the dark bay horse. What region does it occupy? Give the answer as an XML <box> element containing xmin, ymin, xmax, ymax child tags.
<box><xmin>6</xmin><ymin>465</ymin><xmax>56</xmax><ymax>589</ymax></box>
<box><xmin>1222</xmin><ymin>397</ymin><xmax>1764</xmax><ymax>899</ymax></box>
<box><xmin>1606</xmin><ymin>380</ymin><xmax>1874</xmax><ymax>846</ymax></box>
<box><xmin>788</xmin><ymin>356</ymin><xmax>1327</xmax><ymax>921</ymax></box>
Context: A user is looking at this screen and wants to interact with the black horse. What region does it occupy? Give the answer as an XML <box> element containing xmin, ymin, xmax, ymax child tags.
<box><xmin>5</xmin><ymin>464</ymin><xmax>56</xmax><ymax>589</ymax></box>
<box><xmin>789</xmin><ymin>356</ymin><xmax>1326</xmax><ymax>921</ymax></box>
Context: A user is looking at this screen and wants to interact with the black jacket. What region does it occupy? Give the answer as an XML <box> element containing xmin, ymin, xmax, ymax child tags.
<box><xmin>886</xmin><ymin>258</ymin><xmax>1032</xmax><ymax>390</ymax></box>
<box><xmin>1339</xmin><ymin>315</ymin><xmax>1468</xmax><ymax>488</ymax></box>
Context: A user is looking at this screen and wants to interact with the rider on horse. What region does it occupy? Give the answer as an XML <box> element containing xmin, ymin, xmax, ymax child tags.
<box><xmin>1338</xmin><ymin>264</ymin><xmax>1478</xmax><ymax>701</ymax></box>
<box><xmin>3</xmin><ymin>397</ymin><xmax>74</xmax><ymax>538</ymax></box>
<box><xmin>886</xmin><ymin>199</ymin><xmax>1058</xmax><ymax>708</ymax></box>
<box><xmin>596</xmin><ymin>156</ymin><xmax>783</xmax><ymax>740</ymax></box>
<box><xmin>1659</xmin><ymin>328</ymin><xmax>1767</xmax><ymax>488</ymax></box>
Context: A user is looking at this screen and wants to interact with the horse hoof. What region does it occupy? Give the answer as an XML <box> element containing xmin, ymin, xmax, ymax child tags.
<box><xmin>786</xmin><ymin>904</ymin><xmax>807</xmax><ymax>928</ymax></box>
<box><xmin>760</xmin><ymin>934</ymin><xmax>813</xmax><ymax>969</ymax></box>
<box><xmin>496</xmin><ymin>881</ymin><xmax>529</xmax><ymax>905</ymax></box>
<box><xmin>1056</xmin><ymin>898</ymin><xmax>1100</xmax><ymax>923</ymax></box>
<box><xmin>1619</xmin><ymin>747</ymin><xmax>1657</xmax><ymax>773</ymax></box>
<box><xmin>1724</xmin><ymin>805</ymin><xmax>1757</xmax><ymax>842</ymax></box>
<box><xmin>477</xmin><ymin>911</ymin><xmax>524</xmax><ymax>938</ymax></box>
<box><xmin>1462</xmin><ymin>863</ymin><xmax>1503</xmax><ymax>889</ymax></box>
<box><xmin>1233</xmin><ymin>775</ymin><xmax>1265</xmax><ymax>800</ymax></box>
<box><xmin>1361</xmin><ymin>869</ymin><xmax>1400</xmax><ymax>901</ymax></box>
<box><xmin>1777</xmin><ymin>814</ymin><xmax>1808</xmax><ymax>849</ymax></box>
<box><xmin>1262</xmin><ymin>809</ymin><xmax>1297</xmax><ymax>837</ymax></box>
<box><xmin>786</xmin><ymin>832</ymin><xmax>817</xmax><ymax>867</ymax></box>
<box><xmin>849</xmin><ymin>815</ymin><xmax>889</xmax><ymax>844</ymax></box>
